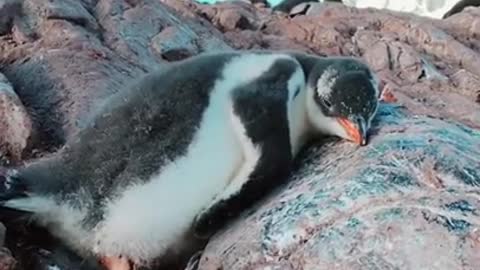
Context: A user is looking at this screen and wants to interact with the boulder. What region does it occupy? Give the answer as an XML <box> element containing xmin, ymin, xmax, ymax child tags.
<box><xmin>197</xmin><ymin>104</ymin><xmax>480</xmax><ymax>269</ymax></box>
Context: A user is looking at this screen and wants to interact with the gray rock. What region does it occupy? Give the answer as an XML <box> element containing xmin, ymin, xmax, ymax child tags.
<box><xmin>197</xmin><ymin>105</ymin><xmax>480</xmax><ymax>270</ymax></box>
<box><xmin>0</xmin><ymin>0</ymin><xmax>21</xmax><ymax>35</ymax></box>
<box><xmin>0</xmin><ymin>223</ymin><xmax>5</xmax><ymax>247</ymax></box>
<box><xmin>151</xmin><ymin>26</ymin><xmax>200</xmax><ymax>61</ymax></box>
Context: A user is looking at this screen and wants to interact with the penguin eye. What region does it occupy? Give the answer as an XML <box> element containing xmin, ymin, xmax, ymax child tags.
<box><xmin>323</xmin><ymin>99</ymin><xmax>332</xmax><ymax>109</ymax></box>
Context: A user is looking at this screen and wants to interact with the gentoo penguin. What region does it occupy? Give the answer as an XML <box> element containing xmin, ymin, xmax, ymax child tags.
<box><xmin>0</xmin><ymin>50</ymin><xmax>379</xmax><ymax>270</ymax></box>
<box><xmin>442</xmin><ymin>0</ymin><xmax>480</xmax><ymax>18</ymax></box>
<box><xmin>273</xmin><ymin>0</ymin><xmax>343</xmax><ymax>13</ymax></box>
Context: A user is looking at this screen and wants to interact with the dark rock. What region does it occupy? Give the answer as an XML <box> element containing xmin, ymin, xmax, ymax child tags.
<box><xmin>0</xmin><ymin>0</ymin><xmax>22</xmax><ymax>35</ymax></box>
<box><xmin>0</xmin><ymin>223</ymin><xmax>5</xmax><ymax>247</ymax></box>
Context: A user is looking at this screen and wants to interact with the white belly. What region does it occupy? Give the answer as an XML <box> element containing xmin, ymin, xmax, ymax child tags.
<box><xmin>92</xmin><ymin>98</ymin><xmax>244</xmax><ymax>264</ymax></box>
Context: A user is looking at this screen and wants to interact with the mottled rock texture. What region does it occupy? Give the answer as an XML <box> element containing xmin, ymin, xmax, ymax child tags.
<box><xmin>0</xmin><ymin>72</ymin><xmax>34</xmax><ymax>164</ymax></box>
<box><xmin>0</xmin><ymin>0</ymin><xmax>479</xmax><ymax>270</ymax></box>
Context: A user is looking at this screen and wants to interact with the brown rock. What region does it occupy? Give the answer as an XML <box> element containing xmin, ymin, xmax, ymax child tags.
<box><xmin>0</xmin><ymin>73</ymin><xmax>34</xmax><ymax>163</ymax></box>
<box><xmin>0</xmin><ymin>0</ymin><xmax>231</xmax><ymax>152</ymax></box>
<box><xmin>196</xmin><ymin>1</ymin><xmax>260</xmax><ymax>32</ymax></box>
<box><xmin>450</xmin><ymin>69</ymin><xmax>480</xmax><ymax>100</ymax></box>
<box><xmin>0</xmin><ymin>248</ymin><xmax>15</xmax><ymax>270</ymax></box>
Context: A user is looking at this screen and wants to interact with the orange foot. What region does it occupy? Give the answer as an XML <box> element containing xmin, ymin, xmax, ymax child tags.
<box><xmin>100</xmin><ymin>256</ymin><xmax>135</xmax><ymax>270</ymax></box>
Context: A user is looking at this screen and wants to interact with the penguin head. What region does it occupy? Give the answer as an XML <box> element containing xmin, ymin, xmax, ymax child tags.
<box><xmin>306</xmin><ymin>58</ymin><xmax>379</xmax><ymax>146</ymax></box>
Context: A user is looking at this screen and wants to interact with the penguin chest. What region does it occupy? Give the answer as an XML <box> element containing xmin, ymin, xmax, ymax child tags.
<box><xmin>93</xmin><ymin>101</ymin><xmax>246</xmax><ymax>263</ymax></box>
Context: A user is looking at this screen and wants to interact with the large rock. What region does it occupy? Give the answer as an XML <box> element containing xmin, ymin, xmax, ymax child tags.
<box><xmin>0</xmin><ymin>0</ymin><xmax>232</xmax><ymax>152</ymax></box>
<box><xmin>198</xmin><ymin>104</ymin><xmax>480</xmax><ymax>269</ymax></box>
<box><xmin>0</xmin><ymin>0</ymin><xmax>479</xmax><ymax>270</ymax></box>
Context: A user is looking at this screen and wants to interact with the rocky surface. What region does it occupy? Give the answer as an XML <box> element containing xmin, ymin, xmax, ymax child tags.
<box><xmin>0</xmin><ymin>0</ymin><xmax>479</xmax><ymax>270</ymax></box>
<box><xmin>0</xmin><ymin>73</ymin><xmax>34</xmax><ymax>165</ymax></box>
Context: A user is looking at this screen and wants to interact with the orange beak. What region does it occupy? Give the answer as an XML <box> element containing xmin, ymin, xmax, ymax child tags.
<box><xmin>337</xmin><ymin>117</ymin><xmax>368</xmax><ymax>146</ymax></box>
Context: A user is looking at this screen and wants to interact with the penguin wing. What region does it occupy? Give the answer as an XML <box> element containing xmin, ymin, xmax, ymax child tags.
<box><xmin>193</xmin><ymin>58</ymin><xmax>303</xmax><ymax>237</ymax></box>
<box><xmin>0</xmin><ymin>156</ymin><xmax>65</xmax><ymax>214</ymax></box>
<box><xmin>0</xmin><ymin>167</ymin><xmax>39</xmax><ymax>220</ymax></box>
<box><xmin>0</xmin><ymin>171</ymin><xmax>29</xmax><ymax>202</ymax></box>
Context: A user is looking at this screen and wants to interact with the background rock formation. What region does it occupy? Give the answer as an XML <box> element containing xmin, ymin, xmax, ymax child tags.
<box><xmin>0</xmin><ymin>0</ymin><xmax>479</xmax><ymax>269</ymax></box>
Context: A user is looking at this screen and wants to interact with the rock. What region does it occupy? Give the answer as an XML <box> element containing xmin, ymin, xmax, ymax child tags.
<box><xmin>0</xmin><ymin>0</ymin><xmax>479</xmax><ymax>269</ymax></box>
<box><xmin>0</xmin><ymin>73</ymin><xmax>34</xmax><ymax>164</ymax></box>
<box><xmin>185</xmin><ymin>1</ymin><xmax>480</xmax><ymax>269</ymax></box>
<box><xmin>0</xmin><ymin>221</ymin><xmax>15</xmax><ymax>270</ymax></box>
<box><xmin>0</xmin><ymin>223</ymin><xmax>5</xmax><ymax>247</ymax></box>
<box><xmin>0</xmin><ymin>0</ymin><xmax>21</xmax><ymax>35</ymax></box>
<box><xmin>0</xmin><ymin>0</ymin><xmax>231</xmax><ymax>152</ymax></box>
<box><xmin>151</xmin><ymin>26</ymin><xmax>200</xmax><ymax>61</ymax></box>
<box><xmin>197</xmin><ymin>104</ymin><xmax>480</xmax><ymax>270</ymax></box>
<box><xmin>195</xmin><ymin>1</ymin><xmax>260</xmax><ymax>32</ymax></box>
<box><xmin>0</xmin><ymin>247</ymin><xmax>15</xmax><ymax>270</ymax></box>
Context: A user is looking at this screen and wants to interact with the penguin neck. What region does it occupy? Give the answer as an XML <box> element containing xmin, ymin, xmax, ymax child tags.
<box><xmin>304</xmin><ymin>85</ymin><xmax>347</xmax><ymax>140</ymax></box>
<box><xmin>289</xmin><ymin>84</ymin><xmax>314</xmax><ymax>157</ymax></box>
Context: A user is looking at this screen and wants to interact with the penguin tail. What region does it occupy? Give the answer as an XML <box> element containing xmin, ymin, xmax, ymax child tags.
<box><xmin>0</xmin><ymin>168</ymin><xmax>32</xmax><ymax>218</ymax></box>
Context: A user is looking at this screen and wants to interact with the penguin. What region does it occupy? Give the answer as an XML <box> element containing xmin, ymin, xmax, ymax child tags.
<box><xmin>442</xmin><ymin>0</ymin><xmax>480</xmax><ymax>18</ymax></box>
<box><xmin>0</xmin><ymin>50</ymin><xmax>379</xmax><ymax>270</ymax></box>
<box><xmin>272</xmin><ymin>0</ymin><xmax>343</xmax><ymax>13</ymax></box>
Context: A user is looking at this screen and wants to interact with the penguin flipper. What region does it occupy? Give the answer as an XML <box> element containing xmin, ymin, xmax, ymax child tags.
<box><xmin>193</xmin><ymin>141</ymin><xmax>292</xmax><ymax>238</ymax></box>
<box><xmin>0</xmin><ymin>171</ymin><xmax>29</xmax><ymax>201</ymax></box>
<box><xmin>0</xmin><ymin>170</ymin><xmax>35</xmax><ymax>220</ymax></box>
<box><xmin>193</xmin><ymin>59</ymin><xmax>300</xmax><ymax>238</ymax></box>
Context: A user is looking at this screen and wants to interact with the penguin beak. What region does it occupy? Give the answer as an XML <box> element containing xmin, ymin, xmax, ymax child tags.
<box><xmin>337</xmin><ymin>117</ymin><xmax>367</xmax><ymax>146</ymax></box>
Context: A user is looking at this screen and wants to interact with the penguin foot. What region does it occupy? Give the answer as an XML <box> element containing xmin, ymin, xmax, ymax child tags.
<box><xmin>100</xmin><ymin>255</ymin><xmax>135</xmax><ymax>270</ymax></box>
